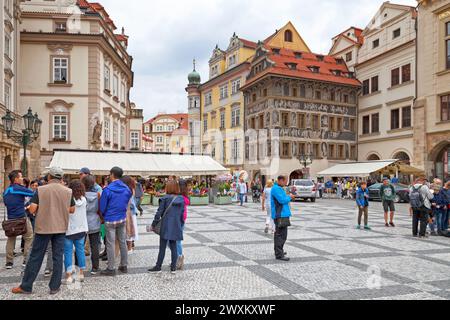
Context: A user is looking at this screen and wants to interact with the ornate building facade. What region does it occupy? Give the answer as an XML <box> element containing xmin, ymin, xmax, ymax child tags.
<box><xmin>242</xmin><ymin>44</ymin><xmax>360</xmax><ymax>182</ymax></box>
<box><xmin>414</xmin><ymin>0</ymin><xmax>450</xmax><ymax>180</ymax></box>
<box><xmin>19</xmin><ymin>0</ymin><xmax>142</xmax><ymax>171</ymax></box>
<box><xmin>354</xmin><ymin>3</ymin><xmax>416</xmax><ymax>166</ymax></box>
<box><xmin>186</xmin><ymin>22</ymin><xmax>310</xmax><ymax>174</ymax></box>
<box><xmin>143</xmin><ymin>113</ymin><xmax>188</xmax><ymax>153</ymax></box>
<box><xmin>0</xmin><ymin>0</ymin><xmax>29</xmax><ymax>190</ymax></box>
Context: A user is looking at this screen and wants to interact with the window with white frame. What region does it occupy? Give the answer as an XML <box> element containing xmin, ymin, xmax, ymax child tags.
<box><xmin>4</xmin><ymin>35</ymin><xmax>11</xmax><ymax>58</ymax></box>
<box><xmin>231</xmin><ymin>107</ymin><xmax>240</xmax><ymax>127</ymax></box>
<box><xmin>104</xmin><ymin>66</ymin><xmax>110</xmax><ymax>91</ymax></box>
<box><xmin>219</xmin><ymin>84</ymin><xmax>228</xmax><ymax>100</ymax></box>
<box><xmin>121</xmin><ymin>82</ymin><xmax>126</xmax><ymax>102</ymax></box>
<box><xmin>220</xmin><ymin>111</ymin><xmax>225</xmax><ymax>129</ymax></box>
<box><xmin>113</xmin><ymin>75</ymin><xmax>119</xmax><ymax>97</ymax></box>
<box><xmin>205</xmin><ymin>92</ymin><xmax>212</xmax><ymax>105</ymax></box>
<box><xmin>4</xmin><ymin>83</ymin><xmax>11</xmax><ymax>111</ymax></box>
<box><xmin>53</xmin><ymin>57</ymin><xmax>68</xmax><ymax>83</ymax></box>
<box><xmin>156</xmin><ymin>136</ymin><xmax>163</xmax><ymax>143</ymax></box>
<box><xmin>231</xmin><ymin>78</ymin><xmax>241</xmax><ymax>95</ymax></box>
<box><xmin>144</xmin><ymin>125</ymin><xmax>150</xmax><ymax>133</ymax></box>
<box><xmin>130</xmin><ymin>131</ymin><xmax>140</xmax><ymax>149</ymax></box>
<box><xmin>113</xmin><ymin>122</ymin><xmax>118</xmax><ymax>145</ymax></box>
<box><xmin>231</xmin><ymin>139</ymin><xmax>239</xmax><ymax>162</ymax></box>
<box><xmin>228</xmin><ymin>54</ymin><xmax>237</xmax><ymax>68</ymax></box>
<box><xmin>203</xmin><ymin>118</ymin><xmax>208</xmax><ymax>132</ymax></box>
<box><xmin>120</xmin><ymin>124</ymin><xmax>125</xmax><ymax>147</ymax></box>
<box><xmin>156</xmin><ymin>125</ymin><xmax>163</xmax><ymax>132</ymax></box>
<box><xmin>52</xmin><ymin>115</ymin><xmax>68</xmax><ymax>141</ymax></box>
<box><xmin>104</xmin><ymin>120</ymin><xmax>110</xmax><ymax>142</ymax></box>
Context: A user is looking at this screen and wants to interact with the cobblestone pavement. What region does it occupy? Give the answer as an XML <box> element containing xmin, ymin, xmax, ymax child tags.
<box><xmin>0</xmin><ymin>198</ymin><xmax>449</xmax><ymax>300</ymax></box>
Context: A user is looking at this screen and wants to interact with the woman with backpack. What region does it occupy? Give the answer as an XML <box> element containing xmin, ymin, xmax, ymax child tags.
<box><xmin>82</xmin><ymin>175</ymin><xmax>103</xmax><ymax>275</ymax></box>
<box><xmin>409</xmin><ymin>177</ymin><xmax>434</xmax><ymax>238</ymax></box>
<box><xmin>148</xmin><ymin>180</ymin><xmax>185</xmax><ymax>274</ymax></box>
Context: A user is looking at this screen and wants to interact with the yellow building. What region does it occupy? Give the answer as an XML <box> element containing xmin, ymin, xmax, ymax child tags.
<box><xmin>187</xmin><ymin>22</ymin><xmax>310</xmax><ymax>173</ymax></box>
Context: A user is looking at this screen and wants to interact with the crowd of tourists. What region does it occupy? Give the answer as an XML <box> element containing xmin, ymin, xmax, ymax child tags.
<box><xmin>2</xmin><ymin>166</ymin><xmax>189</xmax><ymax>295</ymax></box>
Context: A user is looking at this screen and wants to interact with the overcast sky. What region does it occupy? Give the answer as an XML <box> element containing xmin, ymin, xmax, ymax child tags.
<box><xmin>98</xmin><ymin>0</ymin><xmax>417</xmax><ymax>119</ymax></box>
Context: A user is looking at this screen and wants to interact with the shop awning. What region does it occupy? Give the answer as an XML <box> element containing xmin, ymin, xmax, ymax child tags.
<box><xmin>317</xmin><ymin>160</ymin><xmax>424</xmax><ymax>178</ymax></box>
<box><xmin>48</xmin><ymin>150</ymin><xmax>229</xmax><ymax>177</ymax></box>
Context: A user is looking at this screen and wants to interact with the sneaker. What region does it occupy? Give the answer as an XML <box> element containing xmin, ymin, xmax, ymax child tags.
<box><xmin>90</xmin><ymin>268</ymin><xmax>99</xmax><ymax>275</ymax></box>
<box><xmin>177</xmin><ymin>255</ymin><xmax>185</xmax><ymax>271</ymax></box>
<box><xmin>49</xmin><ymin>288</ymin><xmax>60</xmax><ymax>295</ymax></box>
<box><xmin>44</xmin><ymin>269</ymin><xmax>52</xmax><ymax>277</ymax></box>
<box><xmin>5</xmin><ymin>262</ymin><xmax>13</xmax><ymax>270</ymax></box>
<box><xmin>430</xmin><ymin>231</ymin><xmax>438</xmax><ymax>236</ymax></box>
<box><xmin>22</xmin><ymin>261</ymin><xmax>27</xmax><ymax>268</ymax></box>
<box><xmin>385</xmin><ymin>223</ymin><xmax>389</xmax><ymax>227</ymax></box>
<box><xmin>64</xmin><ymin>273</ymin><xmax>74</xmax><ymax>285</ymax></box>
<box><xmin>264</xmin><ymin>226</ymin><xmax>269</xmax><ymax>234</ymax></box>
<box><xmin>118</xmin><ymin>266</ymin><xmax>128</xmax><ymax>274</ymax></box>
<box><xmin>148</xmin><ymin>266</ymin><xmax>162</xmax><ymax>273</ymax></box>
<box><xmin>389</xmin><ymin>222</ymin><xmax>396</xmax><ymax>227</ymax></box>
<box><xmin>11</xmin><ymin>287</ymin><xmax>32</xmax><ymax>295</ymax></box>
<box><xmin>356</xmin><ymin>225</ymin><xmax>361</xmax><ymax>230</ymax></box>
<box><xmin>77</xmin><ymin>271</ymin><xmax>85</xmax><ymax>282</ymax></box>
<box><xmin>101</xmin><ymin>256</ymin><xmax>108</xmax><ymax>261</ymax></box>
<box><xmin>170</xmin><ymin>267</ymin><xmax>176</xmax><ymax>274</ymax></box>
<box><xmin>276</xmin><ymin>256</ymin><xmax>290</xmax><ymax>262</ymax></box>
<box><xmin>364</xmin><ymin>225</ymin><xmax>372</xmax><ymax>230</ymax></box>
<box><xmin>100</xmin><ymin>269</ymin><xmax>116</xmax><ymax>277</ymax></box>
<box><xmin>412</xmin><ymin>234</ymin><xmax>419</xmax><ymax>238</ymax></box>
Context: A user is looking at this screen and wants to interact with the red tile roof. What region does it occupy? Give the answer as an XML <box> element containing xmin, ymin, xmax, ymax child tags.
<box><xmin>243</xmin><ymin>47</ymin><xmax>361</xmax><ymax>89</ymax></box>
<box><xmin>76</xmin><ymin>0</ymin><xmax>117</xmax><ymax>30</ymax></box>
<box><xmin>240</xmin><ymin>38</ymin><xmax>258</xmax><ymax>49</ymax></box>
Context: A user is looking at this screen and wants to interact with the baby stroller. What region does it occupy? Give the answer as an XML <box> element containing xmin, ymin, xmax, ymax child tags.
<box><xmin>252</xmin><ymin>186</ymin><xmax>261</xmax><ymax>203</ymax></box>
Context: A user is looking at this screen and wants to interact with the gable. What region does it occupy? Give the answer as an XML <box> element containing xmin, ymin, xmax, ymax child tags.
<box><xmin>363</xmin><ymin>3</ymin><xmax>413</xmax><ymax>35</ymax></box>
<box><xmin>265</xmin><ymin>22</ymin><xmax>311</xmax><ymax>53</ymax></box>
<box><xmin>329</xmin><ymin>36</ymin><xmax>357</xmax><ymax>55</ymax></box>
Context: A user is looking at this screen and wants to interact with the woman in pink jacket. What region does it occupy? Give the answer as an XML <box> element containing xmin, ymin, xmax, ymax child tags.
<box><xmin>176</xmin><ymin>179</ymin><xmax>190</xmax><ymax>270</ymax></box>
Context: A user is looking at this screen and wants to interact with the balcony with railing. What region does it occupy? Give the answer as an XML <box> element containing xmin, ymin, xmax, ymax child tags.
<box><xmin>128</xmin><ymin>108</ymin><xmax>143</xmax><ymax>119</ymax></box>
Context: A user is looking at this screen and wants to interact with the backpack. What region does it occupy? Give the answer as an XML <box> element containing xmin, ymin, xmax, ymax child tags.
<box><xmin>410</xmin><ymin>186</ymin><xmax>425</xmax><ymax>209</ymax></box>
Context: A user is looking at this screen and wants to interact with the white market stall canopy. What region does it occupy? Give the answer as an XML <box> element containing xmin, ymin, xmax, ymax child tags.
<box><xmin>48</xmin><ymin>150</ymin><xmax>229</xmax><ymax>176</ymax></box>
<box><xmin>318</xmin><ymin>160</ymin><xmax>424</xmax><ymax>178</ymax></box>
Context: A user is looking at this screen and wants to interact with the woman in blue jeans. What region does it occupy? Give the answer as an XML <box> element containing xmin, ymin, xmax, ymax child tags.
<box><xmin>64</xmin><ymin>180</ymin><xmax>89</xmax><ymax>284</ymax></box>
<box><xmin>149</xmin><ymin>180</ymin><xmax>185</xmax><ymax>274</ymax></box>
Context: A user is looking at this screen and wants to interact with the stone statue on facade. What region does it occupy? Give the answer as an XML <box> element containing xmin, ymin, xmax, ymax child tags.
<box><xmin>321</xmin><ymin>142</ymin><xmax>328</xmax><ymax>158</ymax></box>
<box><xmin>92</xmin><ymin>120</ymin><xmax>103</xmax><ymax>145</ymax></box>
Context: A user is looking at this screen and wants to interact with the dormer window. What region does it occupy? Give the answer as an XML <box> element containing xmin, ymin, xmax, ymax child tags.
<box><xmin>316</xmin><ymin>55</ymin><xmax>324</xmax><ymax>62</ymax></box>
<box><xmin>55</xmin><ymin>21</ymin><xmax>67</xmax><ymax>33</ymax></box>
<box><xmin>286</xmin><ymin>63</ymin><xmax>297</xmax><ymax>70</ymax></box>
<box><xmin>336</xmin><ymin>58</ymin><xmax>344</xmax><ymax>65</ymax></box>
<box><xmin>347</xmin><ymin>72</ymin><xmax>355</xmax><ymax>79</ymax></box>
<box><xmin>308</xmin><ymin>66</ymin><xmax>320</xmax><ymax>73</ymax></box>
<box><xmin>332</xmin><ymin>70</ymin><xmax>342</xmax><ymax>76</ymax></box>
<box><xmin>272</xmin><ymin>48</ymin><xmax>280</xmax><ymax>55</ymax></box>
<box><xmin>294</xmin><ymin>52</ymin><xmax>302</xmax><ymax>59</ymax></box>
<box><xmin>284</xmin><ymin>30</ymin><xmax>293</xmax><ymax>42</ymax></box>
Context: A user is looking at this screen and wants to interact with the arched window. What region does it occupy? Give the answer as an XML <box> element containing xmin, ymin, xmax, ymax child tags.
<box><xmin>284</xmin><ymin>30</ymin><xmax>293</xmax><ymax>42</ymax></box>
<box><xmin>367</xmin><ymin>154</ymin><xmax>381</xmax><ymax>161</ymax></box>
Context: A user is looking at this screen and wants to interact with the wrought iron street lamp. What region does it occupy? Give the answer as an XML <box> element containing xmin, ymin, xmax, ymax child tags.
<box><xmin>2</xmin><ymin>108</ymin><xmax>42</xmax><ymax>177</ymax></box>
<box><xmin>297</xmin><ymin>151</ymin><xmax>315</xmax><ymax>178</ymax></box>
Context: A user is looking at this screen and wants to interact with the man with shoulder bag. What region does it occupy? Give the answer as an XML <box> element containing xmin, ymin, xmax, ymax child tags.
<box><xmin>271</xmin><ymin>176</ymin><xmax>295</xmax><ymax>261</ymax></box>
<box><xmin>3</xmin><ymin>170</ymin><xmax>35</xmax><ymax>270</ymax></box>
<box><xmin>409</xmin><ymin>177</ymin><xmax>434</xmax><ymax>238</ymax></box>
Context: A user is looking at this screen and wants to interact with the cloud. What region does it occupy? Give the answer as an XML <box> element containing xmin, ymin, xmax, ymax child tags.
<box><xmin>98</xmin><ymin>0</ymin><xmax>417</xmax><ymax>119</ymax></box>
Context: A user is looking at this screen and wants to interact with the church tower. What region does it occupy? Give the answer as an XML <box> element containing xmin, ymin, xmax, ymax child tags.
<box><xmin>185</xmin><ymin>60</ymin><xmax>201</xmax><ymax>154</ymax></box>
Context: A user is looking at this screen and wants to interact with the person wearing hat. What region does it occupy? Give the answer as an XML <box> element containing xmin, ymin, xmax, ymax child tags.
<box><xmin>380</xmin><ymin>178</ymin><xmax>396</xmax><ymax>227</ymax></box>
<box><xmin>79</xmin><ymin>167</ymin><xmax>102</xmax><ymax>193</ymax></box>
<box><xmin>12</xmin><ymin>167</ymin><xmax>76</xmax><ymax>295</ymax></box>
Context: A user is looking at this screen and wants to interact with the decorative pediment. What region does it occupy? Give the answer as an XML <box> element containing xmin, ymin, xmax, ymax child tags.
<box><xmin>226</xmin><ymin>32</ymin><xmax>241</xmax><ymax>51</ymax></box>
<box><xmin>210</xmin><ymin>45</ymin><xmax>225</xmax><ymax>61</ymax></box>
<box><xmin>45</xmin><ymin>99</ymin><xmax>74</xmax><ymax>112</ymax></box>
<box><xmin>47</xmin><ymin>43</ymin><xmax>73</xmax><ymax>54</ymax></box>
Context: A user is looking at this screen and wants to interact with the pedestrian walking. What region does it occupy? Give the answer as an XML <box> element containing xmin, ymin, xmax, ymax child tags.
<box><xmin>261</xmin><ymin>180</ymin><xmax>275</xmax><ymax>234</ymax></box>
<box><xmin>237</xmin><ymin>178</ymin><xmax>247</xmax><ymax>206</ymax></box>
<box><xmin>64</xmin><ymin>180</ymin><xmax>88</xmax><ymax>284</ymax></box>
<box><xmin>356</xmin><ymin>182</ymin><xmax>371</xmax><ymax>230</ymax></box>
<box><xmin>409</xmin><ymin>177</ymin><xmax>434</xmax><ymax>238</ymax></box>
<box><xmin>11</xmin><ymin>167</ymin><xmax>75</xmax><ymax>295</ymax></box>
<box><xmin>135</xmin><ymin>179</ymin><xmax>145</xmax><ymax>216</ymax></box>
<box><xmin>380</xmin><ymin>178</ymin><xmax>396</xmax><ymax>227</ymax></box>
<box><xmin>271</xmin><ymin>176</ymin><xmax>295</xmax><ymax>261</ymax></box>
<box><xmin>148</xmin><ymin>180</ymin><xmax>185</xmax><ymax>274</ymax></box>
<box><xmin>99</xmin><ymin>167</ymin><xmax>132</xmax><ymax>276</ymax></box>
<box><xmin>176</xmin><ymin>179</ymin><xmax>190</xmax><ymax>270</ymax></box>
<box><xmin>3</xmin><ymin>170</ymin><xmax>35</xmax><ymax>270</ymax></box>
<box><xmin>429</xmin><ymin>181</ymin><xmax>446</xmax><ymax>236</ymax></box>
<box><xmin>82</xmin><ymin>175</ymin><xmax>103</xmax><ymax>275</ymax></box>
<box><xmin>121</xmin><ymin>176</ymin><xmax>138</xmax><ymax>254</ymax></box>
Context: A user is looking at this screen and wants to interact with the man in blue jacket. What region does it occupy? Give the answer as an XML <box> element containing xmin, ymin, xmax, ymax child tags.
<box><xmin>271</xmin><ymin>176</ymin><xmax>295</xmax><ymax>261</ymax></box>
<box><xmin>99</xmin><ymin>167</ymin><xmax>132</xmax><ymax>276</ymax></box>
<box><xmin>3</xmin><ymin>170</ymin><xmax>35</xmax><ymax>269</ymax></box>
<box><xmin>356</xmin><ymin>182</ymin><xmax>371</xmax><ymax>230</ymax></box>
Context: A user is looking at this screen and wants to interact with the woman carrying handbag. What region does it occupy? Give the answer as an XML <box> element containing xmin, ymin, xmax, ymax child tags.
<box><xmin>148</xmin><ymin>180</ymin><xmax>185</xmax><ymax>274</ymax></box>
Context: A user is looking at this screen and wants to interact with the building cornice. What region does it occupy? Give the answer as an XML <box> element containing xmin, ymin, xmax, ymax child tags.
<box><xmin>200</xmin><ymin>62</ymin><xmax>250</xmax><ymax>90</ymax></box>
<box><xmin>355</xmin><ymin>39</ymin><xmax>415</xmax><ymax>68</ymax></box>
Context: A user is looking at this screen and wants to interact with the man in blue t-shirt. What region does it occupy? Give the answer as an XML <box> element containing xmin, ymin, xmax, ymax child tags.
<box><xmin>3</xmin><ymin>170</ymin><xmax>35</xmax><ymax>269</ymax></box>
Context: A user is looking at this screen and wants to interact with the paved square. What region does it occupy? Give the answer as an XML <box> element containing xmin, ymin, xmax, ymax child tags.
<box><xmin>1</xmin><ymin>199</ymin><xmax>449</xmax><ymax>300</ymax></box>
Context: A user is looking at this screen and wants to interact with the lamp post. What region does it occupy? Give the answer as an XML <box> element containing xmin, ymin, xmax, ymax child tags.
<box><xmin>2</xmin><ymin>108</ymin><xmax>42</xmax><ymax>177</ymax></box>
<box><xmin>297</xmin><ymin>152</ymin><xmax>315</xmax><ymax>179</ymax></box>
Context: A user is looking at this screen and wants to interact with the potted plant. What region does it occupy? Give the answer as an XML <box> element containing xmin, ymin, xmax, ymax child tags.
<box><xmin>214</xmin><ymin>182</ymin><xmax>232</xmax><ymax>205</ymax></box>
<box><xmin>189</xmin><ymin>183</ymin><xmax>209</xmax><ymax>206</ymax></box>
